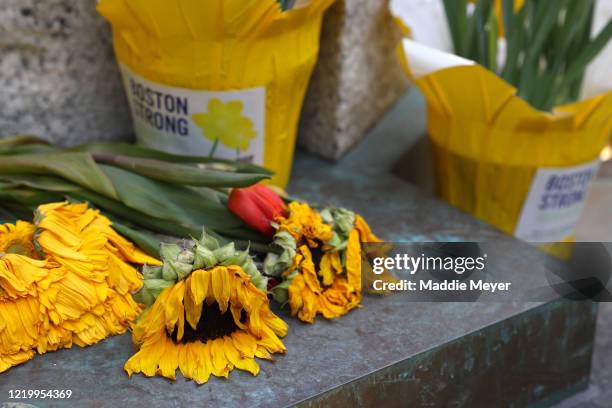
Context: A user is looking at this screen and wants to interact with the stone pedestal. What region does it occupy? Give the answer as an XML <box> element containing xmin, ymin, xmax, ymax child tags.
<box><xmin>298</xmin><ymin>0</ymin><xmax>409</xmax><ymax>161</ymax></box>
<box><xmin>0</xmin><ymin>91</ymin><xmax>598</xmax><ymax>408</ymax></box>
<box><xmin>0</xmin><ymin>1</ymin><xmax>131</xmax><ymax>146</ymax></box>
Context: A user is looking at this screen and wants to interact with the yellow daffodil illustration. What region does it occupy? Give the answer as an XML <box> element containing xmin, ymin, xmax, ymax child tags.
<box><xmin>0</xmin><ymin>202</ymin><xmax>160</xmax><ymax>373</ymax></box>
<box><xmin>192</xmin><ymin>98</ymin><xmax>257</xmax><ymax>157</ymax></box>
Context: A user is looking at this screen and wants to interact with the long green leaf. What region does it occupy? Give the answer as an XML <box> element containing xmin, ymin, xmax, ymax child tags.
<box><xmin>0</xmin><ymin>174</ymin><xmax>80</xmax><ymax>192</ymax></box>
<box><xmin>0</xmin><ymin>153</ymin><xmax>118</xmax><ymax>199</ymax></box>
<box><xmin>442</xmin><ymin>0</ymin><xmax>465</xmax><ymax>55</ymax></box>
<box><xmin>110</xmin><ymin>220</ymin><xmax>161</xmax><ymax>258</ymax></box>
<box><xmin>563</xmin><ymin>18</ymin><xmax>612</xmax><ymax>88</ymax></box>
<box><xmin>473</xmin><ymin>0</ymin><xmax>493</xmax><ymax>67</ymax></box>
<box><xmin>0</xmin><ymin>203</ymin><xmax>36</xmax><ymax>222</ymax></box>
<box><xmin>501</xmin><ymin>0</ymin><xmax>515</xmax><ymax>80</ymax></box>
<box><xmin>92</xmin><ymin>153</ymin><xmax>269</xmax><ymax>187</ymax></box>
<box><xmin>0</xmin><ymin>135</ymin><xmax>49</xmax><ymax>148</ymax></box>
<box><xmin>68</xmin><ymin>189</ymin><xmax>200</xmax><ymax>237</ymax></box>
<box><xmin>99</xmin><ymin>165</ymin><xmax>243</xmax><ymax>230</ymax></box>
<box><xmin>487</xmin><ymin>9</ymin><xmax>499</xmax><ymax>71</ymax></box>
<box><xmin>0</xmin><ymin>187</ymin><xmax>64</xmax><ymax>207</ymax></box>
<box><xmin>0</xmin><ymin>206</ymin><xmax>19</xmax><ymax>224</ymax></box>
<box><xmin>0</xmin><ymin>144</ymin><xmax>57</xmax><ymax>156</ymax></box>
<box><xmin>69</xmin><ymin>143</ymin><xmax>272</xmax><ymax>175</ymax></box>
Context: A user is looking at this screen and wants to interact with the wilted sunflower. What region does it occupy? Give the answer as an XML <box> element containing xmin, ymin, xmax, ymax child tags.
<box><xmin>125</xmin><ymin>231</ymin><xmax>287</xmax><ymax>384</ymax></box>
<box><xmin>264</xmin><ymin>202</ymin><xmax>383</xmax><ymax>323</ymax></box>
<box><xmin>0</xmin><ymin>221</ymin><xmax>39</xmax><ymax>259</ymax></box>
<box><xmin>34</xmin><ymin>202</ymin><xmax>160</xmax><ymax>350</ymax></box>
<box><xmin>0</xmin><ymin>202</ymin><xmax>159</xmax><ymax>373</ymax></box>
<box><xmin>0</xmin><ymin>253</ymin><xmax>52</xmax><ymax>373</ymax></box>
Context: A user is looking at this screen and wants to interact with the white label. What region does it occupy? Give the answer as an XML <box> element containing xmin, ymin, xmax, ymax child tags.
<box><xmin>515</xmin><ymin>160</ymin><xmax>600</xmax><ymax>242</ymax></box>
<box><xmin>120</xmin><ymin>65</ymin><xmax>265</xmax><ymax>164</ymax></box>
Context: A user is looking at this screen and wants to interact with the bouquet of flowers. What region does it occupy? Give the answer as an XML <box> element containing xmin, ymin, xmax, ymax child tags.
<box><xmin>0</xmin><ymin>137</ymin><xmax>387</xmax><ymax>384</ymax></box>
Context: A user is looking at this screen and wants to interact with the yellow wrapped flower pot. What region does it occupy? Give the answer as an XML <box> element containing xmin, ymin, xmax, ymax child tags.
<box><xmin>398</xmin><ymin>39</ymin><xmax>612</xmax><ymax>243</ymax></box>
<box><xmin>97</xmin><ymin>0</ymin><xmax>334</xmax><ymax>187</ymax></box>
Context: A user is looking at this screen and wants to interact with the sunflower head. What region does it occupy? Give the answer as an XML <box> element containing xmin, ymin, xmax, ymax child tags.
<box><xmin>135</xmin><ymin>230</ymin><xmax>267</xmax><ymax>307</ymax></box>
<box><xmin>1</xmin><ymin>201</ymin><xmax>159</xmax><ymax>374</ymax></box>
<box><xmin>125</xmin><ymin>232</ymin><xmax>287</xmax><ymax>384</ymax></box>
<box><xmin>0</xmin><ymin>221</ymin><xmax>40</xmax><ymax>259</ymax></box>
<box><xmin>265</xmin><ymin>202</ymin><xmax>383</xmax><ymax>323</ymax></box>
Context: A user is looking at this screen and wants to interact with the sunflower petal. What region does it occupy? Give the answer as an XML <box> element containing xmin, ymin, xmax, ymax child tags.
<box><xmin>223</xmin><ymin>336</ymin><xmax>259</xmax><ymax>376</ymax></box>
<box><xmin>346</xmin><ymin>229</ymin><xmax>362</xmax><ymax>290</ymax></box>
<box><xmin>191</xmin><ymin>342</ymin><xmax>211</xmax><ymax>384</ymax></box>
<box><xmin>211</xmin><ymin>267</ymin><xmax>230</xmax><ymax>313</ymax></box>
<box><xmin>157</xmin><ymin>337</ymin><xmax>179</xmax><ymax>380</ymax></box>
<box><xmin>209</xmin><ymin>338</ymin><xmax>230</xmax><ymax>378</ymax></box>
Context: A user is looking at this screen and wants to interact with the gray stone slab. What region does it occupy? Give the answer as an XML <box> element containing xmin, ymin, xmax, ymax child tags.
<box><xmin>0</xmin><ymin>91</ymin><xmax>597</xmax><ymax>407</ymax></box>
<box><xmin>298</xmin><ymin>0</ymin><xmax>409</xmax><ymax>161</ymax></box>
<box><xmin>0</xmin><ymin>1</ymin><xmax>131</xmax><ymax>146</ymax></box>
<box><xmin>554</xmin><ymin>303</ymin><xmax>612</xmax><ymax>408</ymax></box>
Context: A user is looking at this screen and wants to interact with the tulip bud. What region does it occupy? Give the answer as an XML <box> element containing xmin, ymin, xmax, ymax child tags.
<box><xmin>228</xmin><ymin>183</ymin><xmax>288</xmax><ymax>237</ymax></box>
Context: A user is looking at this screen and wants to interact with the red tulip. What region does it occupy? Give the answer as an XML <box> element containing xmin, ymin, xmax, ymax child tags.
<box><xmin>228</xmin><ymin>184</ymin><xmax>288</xmax><ymax>237</ymax></box>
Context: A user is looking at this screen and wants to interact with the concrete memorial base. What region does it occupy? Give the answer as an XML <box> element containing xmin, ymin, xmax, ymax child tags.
<box><xmin>0</xmin><ymin>91</ymin><xmax>597</xmax><ymax>407</ymax></box>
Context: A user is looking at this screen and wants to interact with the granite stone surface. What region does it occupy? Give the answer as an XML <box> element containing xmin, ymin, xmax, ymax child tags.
<box><xmin>0</xmin><ymin>91</ymin><xmax>598</xmax><ymax>407</ymax></box>
<box><xmin>298</xmin><ymin>0</ymin><xmax>409</xmax><ymax>161</ymax></box>
<box><xmin>0</xmin><ymin>0</ymin><xmax>132</xmax><ymax>146</ymax></box>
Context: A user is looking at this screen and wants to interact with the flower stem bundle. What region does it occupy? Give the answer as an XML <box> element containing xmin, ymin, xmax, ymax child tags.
<box><xmin>442</xmin><ymin>0</ymin><xmax>612</xmax><ymax>111</ymax></box>
<box><xmin>0</xmin><ymin>202</ymin><xmax>159</xmax><ymax>373</ymax></box>
<box><xmin>0</xmin><ymin>136</ymin><xmax>273</xmax><ymax>257</ymax></box>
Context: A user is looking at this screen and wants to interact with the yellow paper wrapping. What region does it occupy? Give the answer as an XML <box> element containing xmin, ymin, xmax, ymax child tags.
<box><xmin>97</xmin><ymin>0</ymin><xmax>334</xmax><ymax>187</ymax></box>
<box><xmin>397</xmin><ymin>40</ymin><xmax>612</xmax><ymax>243</ymax></box>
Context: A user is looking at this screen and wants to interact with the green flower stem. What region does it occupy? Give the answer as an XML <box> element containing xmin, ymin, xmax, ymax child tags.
<box><xmin>208</xmin><ymin>139</ymin><xmax>219</xmax><ymax>157</ymax></box>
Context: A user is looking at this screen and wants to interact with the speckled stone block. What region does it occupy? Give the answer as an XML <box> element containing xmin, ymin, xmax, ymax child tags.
<box><xmin>298</xmin><ymin>0</ymin><xmax>410</xmax><ymax>161</ymax></box>
<box><xmin>0</xmin><ymin>1</ymin><xmax>132</xmax><ymax>146</ymax></box>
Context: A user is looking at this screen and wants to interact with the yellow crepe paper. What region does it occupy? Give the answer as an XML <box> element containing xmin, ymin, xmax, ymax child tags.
<box><xmin>399</xmin><ymin>50</ymin><xmax>612</xmax><ymax>239</ymax></box>
<box><xmin>97</xmin><ymin>0</ymin><xmax>334</xmax><ymax>187</ymax></box>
